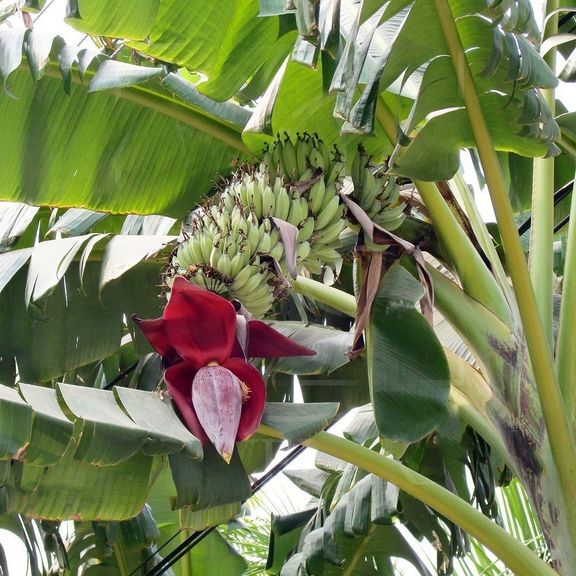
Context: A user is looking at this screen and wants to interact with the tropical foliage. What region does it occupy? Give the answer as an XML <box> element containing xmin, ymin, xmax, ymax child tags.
<box><xmin>0</xmin><ymin>0</ymin><xmax>575</xmax><ymax>574</ymax></box>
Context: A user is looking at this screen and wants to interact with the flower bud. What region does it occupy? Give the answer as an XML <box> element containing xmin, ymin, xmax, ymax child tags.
<box><xmin>192</xmin><ymin>365</ymin><xmax>242</xmax><ymax>463</ymax></box>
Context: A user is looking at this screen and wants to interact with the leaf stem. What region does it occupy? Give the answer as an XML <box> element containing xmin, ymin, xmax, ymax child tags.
<box><xmin>375</xmin><ymin>98</ymin><xmax>511</xmax><ymax>322</ymax></box>
<box><xmin>529</xmin><ymin>0</ymin><xmax>558</xmax><ymax>345</ymax></box>
<box><xmin>307</xmin><ymin>433</ymin><xmax>556</xmax><ymax>576</ymax></box>
<box><xmin>416</xmin><ymin>180</ymin><xmax>511</xmax><ymax>322</ymax></box>
<box><xmin>450</xmin><ymin>171</ymin><xmax>515</xmax><ymax>310</ymax></box>
<box><xmin>556</xmin><ymin>168</ymin><xmax>576</xmax><ymax>415</ymax></box>
<box><xmin>292</xmin><ymin>275</ymin><xmax>356</xmax><ymax>317</ymax></box>
<box><xmin>432</xmin><ymin>0</ymin><xmax>576</xmax><ymax>540</ymax></box>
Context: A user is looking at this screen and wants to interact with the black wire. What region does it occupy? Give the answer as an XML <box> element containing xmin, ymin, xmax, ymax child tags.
<box><xmin>127</xmin><ymin>528</ymin><xmax>184</xmax><ymax>576</ymax></box>
<box><xmin>554</xmin><ymin>215</ymin><xmax>570</xmax><ymax>234</ymax></box>
<box><xmin>518</xmin><ymin>180</ymin><xmax>574</xmax><ymax>236</ymax></box>
<box><xmin>103</xmin><ymin>361</ymin><xmax>139</xmax><ymax>390</ymax></box>
<box><xmin>140</xmin><ymin>443</ymin><xmax>307</xmax><ymax>576</ymax></box>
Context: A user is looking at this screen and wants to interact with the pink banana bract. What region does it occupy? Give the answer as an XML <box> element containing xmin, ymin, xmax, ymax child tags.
<box><xmin>134</xmin><ymin>277</ymin><xmax>315</xmax><ymax>462</ymax></box>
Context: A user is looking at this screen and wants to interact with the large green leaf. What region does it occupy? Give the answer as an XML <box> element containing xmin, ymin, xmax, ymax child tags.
<box><xmin>261</xmin><ymin>401</ymin><xmax>340</xmax><ymax>443</ymax></box>
<box><xmin>268</xmin><ymin>322</ymin><xmax>353</xmax><ymax>375</ymax></box>
<box><xmin>67</xmin><ymin>0</ymin><xmax>290</xmax><ymax>102</ymax></box>
<box><xmin>368</xmin><ymin>264</ymin><xmax>450</xmax><ymax>442</ymax></box>
<box><xmin>186</xmin><ymin>530</ymin><xmax>247</xmax><ymax>576</ymax></box>
<box><xmin>2</xmin><ymin>452</ymin><xmax>158</xmax><ymax>520</ymax></box>
<box><xmin>0</xmin><ymin>68</ymin><xmax>246</xmax><ymax>216</ymax></box>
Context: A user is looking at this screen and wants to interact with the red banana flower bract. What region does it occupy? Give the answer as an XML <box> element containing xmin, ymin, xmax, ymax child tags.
<box><xmin>134</xmin><ymin>277</ymin><xmax>315</xmax><ymax>462</ymax></box>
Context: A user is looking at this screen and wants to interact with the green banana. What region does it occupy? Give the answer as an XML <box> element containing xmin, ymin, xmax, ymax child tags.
<box><xmin>308</xmin><ymin>178</ymin><xmax>326</xmax><ymax>214</ymax></box>
<box><xmin>315</xmin><ymin>195</ymin><xmax>342</xmax><ymax>231</ymax></box>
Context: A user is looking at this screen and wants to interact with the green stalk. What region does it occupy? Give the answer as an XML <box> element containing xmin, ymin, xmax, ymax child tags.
<box><xmin>292</xmin><ymin>275</ymin><xmax>357</xmax><ymax>317</ymax></box>
<box><xmin>306</xmin><ymin>433</ymin><xmax>557</xmax><ymax>576</ymax></box>
<box><xmin>530</xmin><ymin>153</ymin><xmax>555</xmax><ymax>346</ymax></box>
<box><xmin>450</xmin><ymin>171</ymin><xmax>515</xmax><ymax>312</ymax></box>
<box><xmin>258</xmin><ymin>425</ymin><xmax>557</xmax><ymax>576</ymax></box>
<box><xmin>529</xmin><ymin>0</ymin><xmax>559</xmax><ymax>345</ymax></box>
<box><xmin>556</xmin><ymin>169</ymin><xmax>576</xmax><ymax>414</ymax></box>
<box><xmin>416</xmin><ymin>180</ymin><xmax>511</xmax><ymax>322</ymax></box>
<box><xmin>432</xmin><ymin>0</ymin><xmax>576</xmax><ymax>539</ymax></box>
<box><xmin>375</xmin><ymin>99</ymin><xmax>511</xmax><ymax>323</ymax></box>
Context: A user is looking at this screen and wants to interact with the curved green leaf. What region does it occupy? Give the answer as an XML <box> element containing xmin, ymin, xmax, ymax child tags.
<box><xmin>261</xmin><ymin>402</ymin><xmax>339</xmax><ymax>443</ymax></box>
<box><xmin>88</xmin><ymin>59</ymin><xmax>163</xmax><ymax>92</ymax></box>
<box><xmin>368</xmin><ymin>264</ymin><xmax>450</xmax><ymax>442</ymax></box>
<box><xmin>268</xmin><ymin>322</ymin><xmax>353</xmax><ymax>375</ymax></box>
<box><xmin>0</xmin><ymin>68</ymin><xmax>246</xmax><ymax>216</ymax></box>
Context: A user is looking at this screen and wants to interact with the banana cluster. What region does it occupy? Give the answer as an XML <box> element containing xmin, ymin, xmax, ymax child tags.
<box><xmin>170</xmin><ymin>134</ymin><xmax>348</xmax><ymax>317</ymax></box>
<box><xmin>349</xmin><ymin>147</ymin><xmax>406</xmax><ymax>230</ymax></box>
<box><xmin>171</xmin><ymin>202</ymin><xmax>281</xmax><ymax>318</ymax></box>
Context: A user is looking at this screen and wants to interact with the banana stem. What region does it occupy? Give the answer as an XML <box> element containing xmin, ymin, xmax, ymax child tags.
<box><xmin>529</xmin><ymin>0</ymin><xmax>558</xmax><ymax>345</ymax></box>
<box><xmin>292</xmin><ymin>275</ymin><xmax>356</xmax><ymax>317</ymax></box>
<box><xmin>375</xmin><ymin>99</ymin><xmax>511</xmax><ymax>323</ymax></box>
<box><xmin>258</xmin><ymin>425</ymin><xmax>557</xmax><ymax>576</ymax></box>
<box><xmin>432</xmin><ymin>0</ymin><xmax>576</xmax><ymax>541</ymax></box>
<box><xmin>416</xmin><ymin>179</ymin><xmax>511</xmax><ymax>323</ymax></box>
<box><xmin>556</xmin><ymin>168</ymin><xmax>576</xmax><ymax>416</ymax></box>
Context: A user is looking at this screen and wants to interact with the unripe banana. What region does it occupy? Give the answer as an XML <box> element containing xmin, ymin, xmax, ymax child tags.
<box><xmin>296</xmin><ymin>135</ymin><xmax>311</xmax><ymax>175</ymax></box>
<box><xmin>321</xmin><ymin>183</ymin><xmax>338</xmax><ymax>210</ymax></box>
<box><xmin>261</xmin><ymin>185</ymin><xmax>276</xmax><ymax>216</ymax></box>
<box><xmin>199</xmin><ymin>233</ymin><xmax>214</xmax><ymax>263</ymax></box>
<box><xmin>233</xmin><ymin>271</ymin><xmax>268</xmax><ymax>300</ymax></box>
<box><xmin>239</xmin><ymin>181</ymin><xmax>249</xmax><ymax>206</ymax></box>
<box><xmin>249</xmin><ymin>180</ymin><xmax>263</xmax><ymax>218</ymax></box>
<box><xmin>256</xmin><ymin>232</ymin><xmax>271</xmax><ymax>254</ymax></box>
<box><xmin>272</xmin><ymin>140</ymin><xmax>284</xmax><ymax>178</ymax></box>
<box><xmin>297</xmin><ymin>217</ymin><xmax>315</xmax><ymax>242</ymax></box>
<box><xmin>315</xmin><ymin>195</ymin><xmax>342</xmax><ymax>231</ymax></box>
<box><xmin>308</xmin><ymin>178</ymin><xmax>326</xmax><ymax>215</ymax></box>
<box><xmin>229</xmin><ymin>251</ymin><xmax>248</xmax><ymax>277</ymax></box>
<box><xmin>287</xmin><ymin>194</ymin><xmax>306</xmax><ymax>226</ymax></box>
<box><xmin>247</xmin><ymin>225</ymin><xmax>263</xmax><ymax>256</ymax></box>
<box><xmin>327</xmin><ymin>161</ymin><xmax>345</xmax><ymax>184</ymax></box>
<box><xmin>209</xmin><ymin>246</ymin><xmax>222</xmax><ymax>268</ymax></box>
<box><xmin>282</xmin><ymin>136</ymin><xmax>298</xmax><ymax>179</ymax></box>
<box><xmin>311</xmin><ymin>244</ymin><xmax>341</xmax><ymax>262</ymax></box>
<box><xmin>312</xmin><ymin>218</ymin><xmax>345</xmax><ymax>245</ymax></box>
<box><xmin>296</xmin><ymin>241</ymin><xmax>311</xmax><ymax>261</ymax></box>
<box><xmin>269</xmin><ymin>242</ymin><xmax>284</xmax><ymax>262</ymax></box>
<box><xmin>317</xmin><ymin>138</ymin><xmax>331</xmax><ymax>169</ymax></box>
<box><xmin>309</xmin><ymin>147</ymin><xmax>324</xmax><ymax>170</ymax></box>
<box><xmin>223</xmin><ymin>191</ymin><xmax>236</xmax><ymax>212</ymax></box>
<box><xmin>217</xmin><ymin>253</ymin><xmax>232</xmax><ymax>277</ymax></box>
<box><xmin>232</xmin><ymin>265</ymin><xmax>259</xmax><ymax>292</ymax></box>
<box><xmin>274</xmin><ymin>187</ymin><xmax>291</xmax><ymax>221</ymax></box>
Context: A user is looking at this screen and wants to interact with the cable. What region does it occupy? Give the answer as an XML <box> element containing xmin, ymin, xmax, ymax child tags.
<box><xmin>140</xmin><ymin>444</ymin><xmax>307</xmax><ymax>576</ymax></box>
<box><xmin>103</xmin><ymin>361</ymin><xmax>139</xmax><ymax>390</ymax></box>
<box><xmin>518</xmin><ymin>180</ymin><xmax>574</xmax><ymax>236</ymax></box>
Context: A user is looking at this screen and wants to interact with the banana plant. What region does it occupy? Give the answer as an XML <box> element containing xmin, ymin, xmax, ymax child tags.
<box><xmin>0</xmin><ymin>0</ymin><xmax>575</xmax><ymax>574</ymax></box>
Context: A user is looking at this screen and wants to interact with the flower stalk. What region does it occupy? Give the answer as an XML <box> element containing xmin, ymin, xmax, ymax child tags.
<box><xmin>258</xmin><ymin>425</ymin><xmax>557</xmax><ymax>576</ymax></box>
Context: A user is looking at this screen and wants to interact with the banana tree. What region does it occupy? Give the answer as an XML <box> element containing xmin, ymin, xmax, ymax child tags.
<box><xmin>0</xmin><ymin>0</ymin><xmax>575</xmax><ymax>574</ymax></box>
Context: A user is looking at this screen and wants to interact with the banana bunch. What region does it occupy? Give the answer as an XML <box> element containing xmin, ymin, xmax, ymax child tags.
<box><xmin>172</xmin><ymin>200</ymin><xmax>282</xmax><ymax>318</ymax></box>
<box><xmin>350</xmin><ymin>147</ymin><xmax>406</xmax><ymax>231</ymax></box>
<box><xmin>169</xmin><ymin>134</ymin><xmax>349</xmax><ymax>317</ymax></box>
